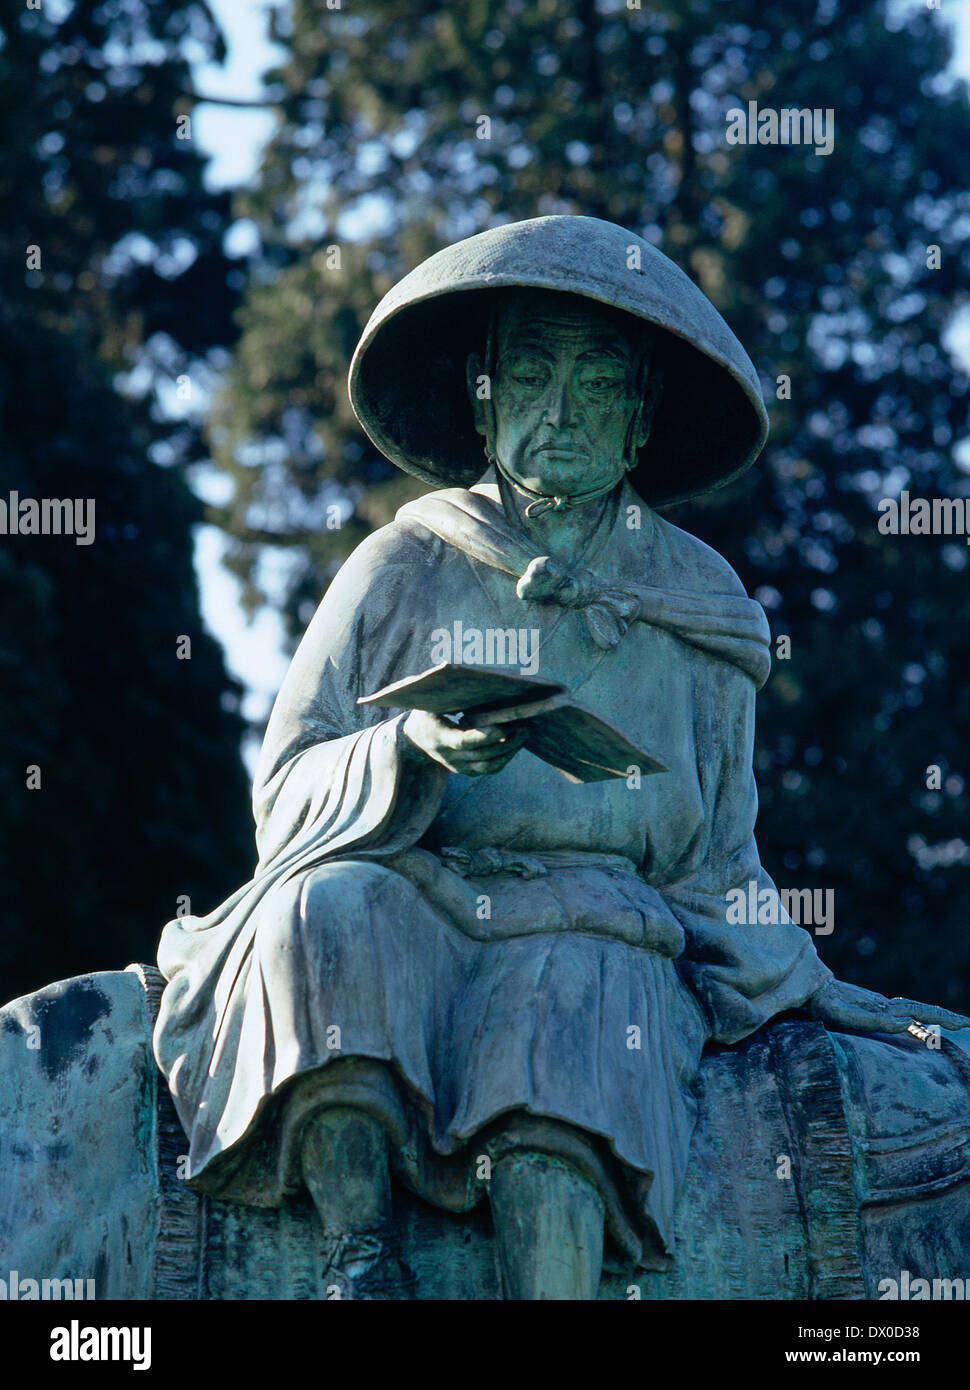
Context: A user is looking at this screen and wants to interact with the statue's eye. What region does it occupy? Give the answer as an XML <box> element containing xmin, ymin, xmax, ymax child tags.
<box><xmin>511</xmin><ymin>372</ymin><xmax>545</xmax><ymax>389</ymax></box>
<box><xmin>584</xmin><ymin>376</ymin><xmax>623</xmax><ymax>392</ymax></box>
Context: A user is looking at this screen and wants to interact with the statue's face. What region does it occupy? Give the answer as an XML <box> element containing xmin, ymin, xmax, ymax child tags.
<box><xmin>470</xmin><ymin>290</ymin><xmax>656</xmax><ymax>499</ymax></box>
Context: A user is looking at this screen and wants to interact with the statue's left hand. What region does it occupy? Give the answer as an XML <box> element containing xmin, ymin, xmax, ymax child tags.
<box><xmin>809</xmin><ymin>978</ymin><xmax>970</xmax><ymax>1034</ymax></box>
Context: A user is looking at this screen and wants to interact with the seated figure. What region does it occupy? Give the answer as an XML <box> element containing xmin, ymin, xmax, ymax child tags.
<box><xmin>152</xmin><ymin>215</ymin><xmax>969</xmax><ymax>1300</ymax></box>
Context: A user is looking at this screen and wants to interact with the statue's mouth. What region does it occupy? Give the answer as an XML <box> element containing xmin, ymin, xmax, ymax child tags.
<box><xmin>533</xmin><ymin>442</ymin><xmax>585</xmax><ymax>458</ymax></box>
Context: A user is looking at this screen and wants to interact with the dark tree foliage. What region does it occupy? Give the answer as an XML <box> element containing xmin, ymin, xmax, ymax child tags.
<box><xmin>209</xmin><ymin>0</ymin><xmax>970</xmax><ymax>1006</ymax></box>
<box><xmin>0</xmin><ymin>0</ymin><xmax>255</xmax><ymax>1001</ymax></box>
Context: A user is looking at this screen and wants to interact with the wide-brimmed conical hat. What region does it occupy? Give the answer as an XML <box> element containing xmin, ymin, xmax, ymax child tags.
<box><xmin>348</xmin><ymin>215</ymin><xmax>768</xmax><ymax>507</ymax></box>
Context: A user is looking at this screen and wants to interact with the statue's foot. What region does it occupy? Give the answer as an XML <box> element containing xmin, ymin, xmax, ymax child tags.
<box><xmin>319</xmin><ymin>1222</ymin><xmax>415</xmax><ymax>1300</ymax></box>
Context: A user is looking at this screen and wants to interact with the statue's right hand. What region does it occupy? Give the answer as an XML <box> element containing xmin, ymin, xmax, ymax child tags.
<box><xmin>400</xmin><ymin>709</ymin><xmax>528</xmax><ymax>777</ymax></box>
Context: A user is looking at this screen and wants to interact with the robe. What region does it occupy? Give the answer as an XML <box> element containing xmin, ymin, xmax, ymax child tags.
<box><xmin>153</xmin><ymin>474</ymin><xmax>833</xmax><ymax>1269</ymax></box>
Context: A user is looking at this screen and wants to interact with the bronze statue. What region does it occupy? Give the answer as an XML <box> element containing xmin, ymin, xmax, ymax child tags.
<box><xmin>153</xmin><ymin>216</ymin><xmax>969</xmax><ymax>1299</ymax></box>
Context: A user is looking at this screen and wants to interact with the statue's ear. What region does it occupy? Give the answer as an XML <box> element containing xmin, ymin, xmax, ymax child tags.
<box><xmin>636</xmin><ymin>366</ymin><xmax>664</xmax><ymax>449</ymax></box>
<box><xmin>466</xmin><ymin>352</ymin><xmax>489</xmax><ymax>436</ymax></box>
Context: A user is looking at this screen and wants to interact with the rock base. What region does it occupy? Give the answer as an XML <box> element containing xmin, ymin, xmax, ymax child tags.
<box><xmin>2</xmin><ymin>966</ymin><xmax>969</xmax><ymax>1300</ymax></box>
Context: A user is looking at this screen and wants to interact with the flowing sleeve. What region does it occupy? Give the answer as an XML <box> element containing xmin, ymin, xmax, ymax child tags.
<box><xmin>656</xmin><ymin>660</ymin><xmax>834</xmax><ymax>1045</ymax></box>
<box><xmin>156</xmin><ymin>522</ymin><xmax>449</xmax><ymax>1013</ymax></box>
<box><xmin>250</xmin><ymin>526</ymin><xmax>449</xmax><ymax>872</ymax></box>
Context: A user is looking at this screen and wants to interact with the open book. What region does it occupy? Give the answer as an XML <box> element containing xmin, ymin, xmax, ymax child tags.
<box><xmin>358</xmin><ymin>663</ymin><xmax>666</xmax><ymax>784</ymax></box>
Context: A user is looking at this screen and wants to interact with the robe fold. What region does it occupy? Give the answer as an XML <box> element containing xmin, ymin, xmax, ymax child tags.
<box><xmin>153</xmin><ymin>476</ymin><xmax>833</xmax><ymax>1268</ymax></box>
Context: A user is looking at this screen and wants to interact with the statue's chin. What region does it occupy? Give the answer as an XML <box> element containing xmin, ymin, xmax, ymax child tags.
<box><xmin>506</xmin><ymin>456</ymin><xmax>623</xmax><ymax>499</ymax></box>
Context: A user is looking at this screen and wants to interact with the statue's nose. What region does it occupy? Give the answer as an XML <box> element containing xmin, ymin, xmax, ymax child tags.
<box><xmin>542</xmin><ymin>378</ymin><xmax>579</xmax><ymax>427</ymax></box>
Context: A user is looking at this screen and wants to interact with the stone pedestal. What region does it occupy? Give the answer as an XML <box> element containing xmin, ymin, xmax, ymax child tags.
<box><xmin>2</xmin><ymin>966</ymin><xmax>969</xmax><ymax>1300</ymax></box>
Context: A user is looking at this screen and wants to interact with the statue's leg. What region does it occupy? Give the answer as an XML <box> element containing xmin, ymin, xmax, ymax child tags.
<box><xmin>489</xmin><ymin>1150</ymin><xmax>605</xmax><ymax>1300</ymax></box>
<box><xmin>301</xmin><ymin>1105</ymin><xmax>412</xmax><ymax>1299</ymax></box>
<box><xmin>301</xmin><ymin>1105</ymin><xmax>390</xmax><ymax>1229</ymax></box>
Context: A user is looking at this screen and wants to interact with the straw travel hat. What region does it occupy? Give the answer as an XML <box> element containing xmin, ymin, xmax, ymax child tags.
<box><xmin>349</xmin><ymin>215</ymin><xmax>768</xmax><ymax>508</ymax></box>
